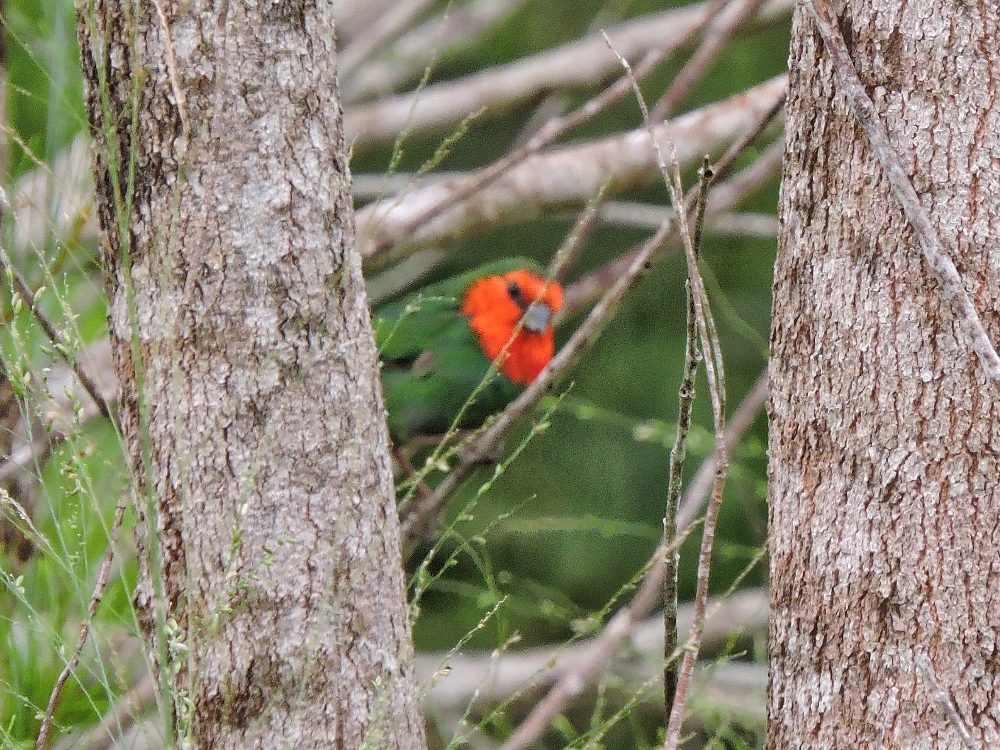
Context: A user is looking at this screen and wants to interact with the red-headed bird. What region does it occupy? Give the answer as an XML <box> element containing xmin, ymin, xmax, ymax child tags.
<box><xmin>375</xmin><ymin>259</ymin><xmax>563</xmax><ymax>442</ymax></box>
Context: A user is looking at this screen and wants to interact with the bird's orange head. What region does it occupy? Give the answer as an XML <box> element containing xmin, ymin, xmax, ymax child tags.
<box><xmin>460</xmin><ymin>268</ymin><xmax>564</xmax><ymax>385</ymax></box>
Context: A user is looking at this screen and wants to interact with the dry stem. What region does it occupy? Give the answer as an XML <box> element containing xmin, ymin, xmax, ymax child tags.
<box><xmin>608</xmin><ymin>35</ymin><xmax>732</xmax><ymax>748</ymax></box>
<box><xmin>916</xmin><ymin>657</ymin><xmax>981</xmax><ymax>750</ymax></box>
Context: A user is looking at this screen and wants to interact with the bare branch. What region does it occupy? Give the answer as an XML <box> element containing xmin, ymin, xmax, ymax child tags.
<box><xmin>708</xmin><ymin>210</ymin><xmax>780</xmax><ymax>239</ymax></box>
<box><xmin>806</xmin><ymin>0</ymin><xmax>1000</xmax><ymax>384</ymax></box>
<box><xmin>342</xmin><ymin>0</ymin><xmax>531</xmax><ymax>103</ymax></box>
<box><xmin>418</xmin><ymin>589</ymin><xmax>767</xmax><ymax>710</ymax></box>
<box><xmin>345</xmin><ymin>0</ymin><xmax>794</xmax><ymax>146</ymax></box>
<box><xmin>598</xmin><ymin>203</ymin><xmax>779</xmax><ymax>239</ymax></box>
<box><xmin>358</xmin><ymin>75</ymin><xmax>788</xmax><ymax>267</ymax></box>
<box><xmin>338</xmin><ymin>0</ymin><xmax>439</xmax><ymax>83</ymax></box>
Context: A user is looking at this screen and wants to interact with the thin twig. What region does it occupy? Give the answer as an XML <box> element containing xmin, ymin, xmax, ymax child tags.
<box><xmin>392</xmin><ymin>446</ymin><xmax>435</xmax><ymax>504</ymax></box>
<box><xmin>644</xmin><ymin>0</ymin><xmax>731</xmax><ymax>121</ymax></box>
<box><xmin>916</xmin><ymin>657</ymin><xmax>980</xmax><ymax>750</ymax></box>
<box><xmin>627</xmin><ymin>373</ymin><xmax>765</xmax><ymax>620</ymax></box>
<box><xmin>608</xmin><ymin>36</ymin><xmax>732</xmax><ymax>749</ymax></box>
<box><xmin>662</xmin><ymin>158</ymin><xmax>715</xmax><ymax>721</ymax></box>
<box><xmin>35</xmin><ymin>495</ymin><xmax>129</xmax><ymax>750</ymax></box>
<box><xmin>547</xmin><ymin>193</ymin><xmax>606</xmax><ymax>282</ymax></box>
<box><xmin>0</xmin><ymin>246</ymin><xmax>114</xmax><ymax>424</ymax></box>
<box><xmin>664</xmin><ymin>459</ymin><xmax>729</xmax><ymax>750</ymax></box>
<box><xmin>662</xmin><ymin>154</ymin><xmax>728</xmax><ymax>750</ymax></box>
<box><xmin>806</xmin><ymin>0</ymin><xmax>1000</xmax><ymax>383</ymax></box>
<box><xmin>679</xmin><ymin>375</ymin><xmax>763</xmax><ymax>530</ymax></box>
<box><xmin>604</xmin><ymin>30</ymin><xmax>688</xmax><ymax>227</ymax></box>
<box><xmin>0</xmin><ymin>487</ymin><xmax>58</xmax><ymax>560</ymax></box>
<box><xmin>661</xmin><ymin>195</ymin><xmax>728</xmax><ymax>748</ymax></box>
<box><xmin>151</xmin><ymin>0</ymin><xmax>190</xmax><ymax>139</ymax></box>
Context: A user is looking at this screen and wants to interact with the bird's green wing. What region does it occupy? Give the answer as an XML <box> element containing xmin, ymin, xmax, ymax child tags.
<box><xmin>373</xmin><ymin>258</ymin><xmax>543</xmax><ymax>441</ymax></box>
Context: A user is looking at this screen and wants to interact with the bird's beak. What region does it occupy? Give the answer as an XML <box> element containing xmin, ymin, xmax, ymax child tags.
<box><xmin>523</xmin><ymin>302</ymin><xmax>553</xmax><ymax>334</ymax></box>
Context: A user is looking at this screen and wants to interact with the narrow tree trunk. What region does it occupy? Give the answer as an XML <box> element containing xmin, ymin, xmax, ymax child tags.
<box><xmin>76</xmin><ymin>4</ymin><xmax>425</xmax><ymax>748</ymax></box>
<box><xmin>769</xmin><ymin>1</ymin><xmax>1000</xmax><ymax>747</ymax></box>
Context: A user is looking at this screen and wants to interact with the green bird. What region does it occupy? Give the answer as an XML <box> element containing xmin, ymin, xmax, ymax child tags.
<box><xmin>374</xmin><ymin>258</ymin><xmax>565</xmax><ymax>443</ymax></box>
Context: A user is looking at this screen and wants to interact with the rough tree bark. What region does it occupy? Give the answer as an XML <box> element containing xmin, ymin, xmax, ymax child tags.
<box><xmin>770</xmin><ymin>0</ymin><xmax>1000</xmax><ymax>747</ymax></box>
<box><xmin>76</xmin><ymin>3</ymin><xmax>425</xmax><ymax>748</ymax></box>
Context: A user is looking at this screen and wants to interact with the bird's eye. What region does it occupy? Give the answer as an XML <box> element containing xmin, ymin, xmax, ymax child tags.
<box><xmin>507</xmin><ymin>281</ymin><xmax>527</xmax><ymax>307</ymax></box>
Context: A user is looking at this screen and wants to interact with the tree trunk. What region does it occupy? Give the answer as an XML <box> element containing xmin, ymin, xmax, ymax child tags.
<box><xmin>76</xmin><ymin>4</ymin><xmax>425</xmax><ymax>748</ymax></box>
<box><xmin>769</xmin><ymin>1</ymin><xmax>1000</xmax><ymax>747</ymax></box>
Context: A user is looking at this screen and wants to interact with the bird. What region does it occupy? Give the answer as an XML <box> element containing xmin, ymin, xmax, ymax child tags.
<box><xmin>374</xmin><ymin>258</ymin><xmax>564</xmax><ymax>443</ymax></box>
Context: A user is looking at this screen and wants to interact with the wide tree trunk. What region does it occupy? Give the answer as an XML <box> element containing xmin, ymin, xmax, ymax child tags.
<box><xmin>769</xmin><ymin>1</ymin><xmax>1000</xmax><ymax>747</ymax></box>
<box><xmin>76</xmin><ymin>4</ymin><xmax>425</xmax><ymax>748</ymax></box>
